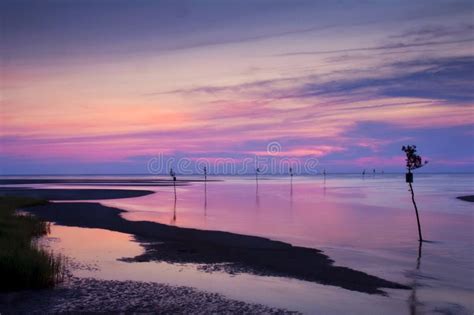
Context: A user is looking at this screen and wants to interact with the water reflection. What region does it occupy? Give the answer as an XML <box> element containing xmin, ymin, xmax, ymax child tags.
<box><xmin>408</xmin><ymin>242</ymin><xmax>423</xmax><ymax>315</ymax></box>
<box><xmin>170</xmin><ymin>196</ymin><xmax>177</xmax><ymax>225</ymax></box>
<box><xmin>42</xmin><ymin>224</ymin><xmax>410</xmax><ymax>315</ymax></box>
<box><xmin>33</xmin><ymin>174</ymin><xmax>474</xmax><ymax>314</ymax></box>
<box><xmin>323</xmin><ymin>175</ymin><xmax>327</xmax><ymax>197</ymax></box>
<box><xmin>290</xmin><ymin>176</ymin><xmax>293</xmax><ymax>197</ymax></box>
<box><xmin>114</xmin><ymin>175</ymin><xmax>473</xmax><ymax>251</ymax></box>
<box><xmin>289</xmin><ymin>168</ymin><xmax>294</xmax><ymax>198</ymax></box>
<box><xmin>204</xmin><ymin>180</ymin><xmax>207</xmax><ymax>216</ymax></box>
<box><xmin>255</xmin><ymin>182</ymin><xmax>260</xmax><ymax>209</ymax></box>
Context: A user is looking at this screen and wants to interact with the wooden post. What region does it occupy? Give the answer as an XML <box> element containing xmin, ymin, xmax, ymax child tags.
<box><xmin>173</xmin><ymin>176</ymin><xmax>177</xmax><ymax>199</ymax></box>
<box><xmin>408</xmin><ymin>180</ymin><xmax>423</xmax><ymax>242</ymax></box>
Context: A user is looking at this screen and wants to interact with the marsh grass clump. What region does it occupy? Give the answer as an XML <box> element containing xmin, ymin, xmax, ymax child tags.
<box><xmin>0</xmin><ymin>196</ymin><xmax>66</xmax><ymax>291</ymax></box>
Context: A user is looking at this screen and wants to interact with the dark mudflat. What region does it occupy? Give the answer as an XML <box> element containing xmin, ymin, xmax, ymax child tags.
<box><xmin>0</xmin><ymin>179</ymin><xmax>200</xmax><ymax>186</ymax></box>
<box><xmin>0</xmin><ymin>188</ymin><xmax>154</xmax><ymax>200</ymax></box>
<box><xmin>24</xmin><ymin>202</ymin><xmax>410</xmax><ymax>295</ymax></box>
<box><xmin>457</xmin><ymin>195</ymin><xmax>474</xmax><ymax>202</ymax></box>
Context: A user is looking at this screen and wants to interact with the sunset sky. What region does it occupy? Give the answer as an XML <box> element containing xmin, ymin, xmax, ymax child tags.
<box><xmin>1</xmin><ymin>0</ymin><xmax>473</xmax><ymax>174</ymax></box>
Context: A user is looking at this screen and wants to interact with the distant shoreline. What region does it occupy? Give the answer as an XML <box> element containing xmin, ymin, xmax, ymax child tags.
<box><xmin>1</xmin><ymin>172</ymin><xmax>473</xmax><ymax>176</ymax></box>
<box><xmin>457</xmin><ymin>195</ymin><xmax>474</xmax><ymax>202</ymax></box>
<box><xmin>0</xmin><ymin>188</ymin><xmax>156</xmax><ymax>200</ymax></box>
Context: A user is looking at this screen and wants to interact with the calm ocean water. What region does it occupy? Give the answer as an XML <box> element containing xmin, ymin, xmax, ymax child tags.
<box><xmin>4</xmin><ymin>173</ymin><xmax>473</xmax><ymax>314</ymax></box>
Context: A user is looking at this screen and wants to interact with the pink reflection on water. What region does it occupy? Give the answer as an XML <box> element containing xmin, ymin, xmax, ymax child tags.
<box><xmin>98</xmin><ymin>176</ymin><xmax>473</xmax><ymax>251</ymax></box>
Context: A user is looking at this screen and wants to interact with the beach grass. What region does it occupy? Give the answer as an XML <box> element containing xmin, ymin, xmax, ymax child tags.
<box><xmin>0</xmin><ymin>196</ymin><xmax>65</xmax><ymax>292</ymax></box>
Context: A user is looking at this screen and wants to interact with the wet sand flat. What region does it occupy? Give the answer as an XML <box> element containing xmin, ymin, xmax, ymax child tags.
<box><xmin>0</xmin><ymin>277</ymin><xmax>297</xmax><ymax>314</ymax></box>
<box><xmin>0</xmin><ymin>187</ymin><xmax>155</xmax><ymax>200</ymax></box>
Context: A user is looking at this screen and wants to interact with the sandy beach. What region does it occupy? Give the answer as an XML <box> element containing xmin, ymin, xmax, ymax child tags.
<box><xmin>1</xmin><ymin>276</ymin><xmax>297</xmax><ymax>314</ymax></box>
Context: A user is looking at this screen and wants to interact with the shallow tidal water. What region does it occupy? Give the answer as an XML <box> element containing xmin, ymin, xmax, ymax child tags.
<box><xmin>8</xmin><ymin>174</ymin><xmax>474</xmax><ymax>314</ymax></box>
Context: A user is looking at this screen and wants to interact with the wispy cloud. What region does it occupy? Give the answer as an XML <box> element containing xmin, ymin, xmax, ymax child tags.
<box><xmin>296</xmin><ymin>56</ymin><xmax>474</xmax><ymax>102</ymax></box>
<box><xmin>390</xmin><ymin>24</ymin><xmax>474</xmax><ymax>41</ymax></box>
<box><xmin>275</xmin><ymin>38</ymin><xmax>474</xmax><ymax>57</ymax></box>
<box><xmin>156</xmin><ymin>56</ymin><xmax>474</xmax><ymax>103</ymax></box>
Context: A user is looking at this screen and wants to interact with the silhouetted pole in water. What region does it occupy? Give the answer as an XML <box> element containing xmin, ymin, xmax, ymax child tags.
<box><xmin>255</xmin><ymin>167</ymin><xmax>261</xmax><ymax>207</ymax></box>
<box><xmin>201</xmin><ymin>166</ymin><xmax>207</xmax><ymax>215</ymax></box>
<box><xmin>255</xmin><ymin>167</ymin><xmax>260</xmax><ymax>186</ymax></box>
<box><xmin>169</xmin><ymin>168</ymin><xmax>177</xmax><ymax>199</ymax></box>
<box><xmin>204</xmin><ymin>180</ymin><xmax>207</xmax><ymax>215</ymax></box>
<box><xmin>408</xmin><ymin>177</ymin><xmax>422</xmax><ymax>242</ymax></box>
<box><xmin>289</xmin><ymin>167</ymin><xmax>294</xmax><ymax>197</ymax></box>
<box><xmin>402</xmin><ymin>145</ymin><xmax>428</xmax><ymax>242</ymax></box>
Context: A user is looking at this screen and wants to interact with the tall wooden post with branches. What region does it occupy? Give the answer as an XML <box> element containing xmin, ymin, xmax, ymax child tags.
<box><xmin>402</xmin><ymin>145</ymin><xmax>428</xmax><ymax>242</ymax></box>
